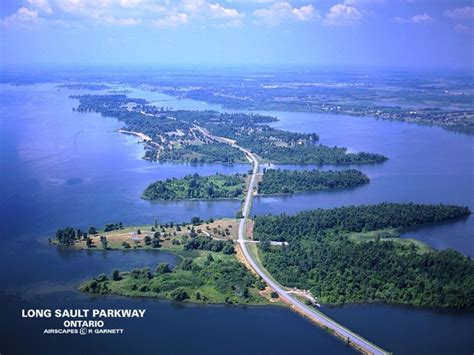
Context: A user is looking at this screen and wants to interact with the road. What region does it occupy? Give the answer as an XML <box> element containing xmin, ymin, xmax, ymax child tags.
<box><xmin>195</xmin><ymin>125</ymin><xmax>388</xmax><ymax>355</ymax></box>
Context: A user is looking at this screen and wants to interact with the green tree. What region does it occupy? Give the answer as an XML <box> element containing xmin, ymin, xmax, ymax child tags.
<box><xmin>156</xmin><ymin>263</ymin><xmax>171</xmax><ymax>274</ymax></box>
<box><xmin>112</xmin><ymin>269</ymin><xmax>121</xmax><ymax>281</ymax></box>
<box><xmin>100</xmin><ymin>236</ymin><xmax>108</xmax><ymax>250</ymax></box>
<box><xmin>170</xmin><ymin>288</ymin><xmax>189</xmax><ymax>301</ymax></box>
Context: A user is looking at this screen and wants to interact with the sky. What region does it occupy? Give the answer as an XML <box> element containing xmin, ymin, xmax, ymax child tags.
<box><xmin>0</xmin><ymin>0</ymin><xmax>473</xmax><ymax>69</ymax></box>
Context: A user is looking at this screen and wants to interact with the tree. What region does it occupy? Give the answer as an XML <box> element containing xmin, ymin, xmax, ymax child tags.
<box><xmin>122</xmin><ymin>241</ymin><xmax>131</xmax><ymax>249</ymax></box>
<box><xmin>137</xmin><ymin>228</ymin><xmax>142</xmax><ymax>235</ymax></box>
<box><xmin>86</xmin><ymin>237</ymin><xmax>94</xmax><ymax>248</ymax></box>
<box><xmin>222</xmin><ymin>243</ymin><xmax>235</xmax><ymax>255</ymax></box>
<box><xmin>144</xmin><ymin>236</ymin><xmax>152</xmax><ymax>246</ymax></box>
<box><xmin>96</xmin><ymin>273</ymin><xmax>108</xmax><ymax>282</ymax></box>
<box><xmin>56</xmin><ymin>227</ymin><xmax>77</xmax><ymax>245</ymax></box>
<box><xmin>191</xmin><ymin>216</ymin><xmax>201</xmax><ymax>225</ymax></box>
<box><xmin>180</xmin><ymin>258</ymin><xmax>193</xmax><ymax>271</ymax></box>
<box><xmin>88</xmin><ymin>226</ymin><xmax>97</xmax><ymax>235</ymax></box>
<box><xmin>112</xmin><ymin>269</ymin><xmax>121</xmax><ymax>281</ymax></box>
<box><xmin>100</xmin><ymin>236</ymin><xmax>108</xmax><ymax>250</ymax></box>
<box><xmin>260</xmin><ymin>240</ymin><xmax>271</xmax><ymax>252</ymax></box>
<box><xmin>156</xmin><ymin>263</ymin><xmax>171</xmax><ymax>274</ymax></box>
<box><xmin>152</xmin><ymin>237</ymin><xmax>161</xmax><ymax>248</ymax></box>
<box><xmin>170</xmin><ymin>288</ymin><xmax>189</xmax><ymax>301</ymax></box>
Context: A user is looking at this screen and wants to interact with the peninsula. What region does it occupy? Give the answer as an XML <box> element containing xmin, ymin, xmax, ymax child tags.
<box><xmin>71</xmin><ymin>94</ymin><xmax>388</xmax><ymax>165</ymax></box>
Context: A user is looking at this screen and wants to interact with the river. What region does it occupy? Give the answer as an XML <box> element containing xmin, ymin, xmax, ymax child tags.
<box><xmin>0</xmin><ymin>83</ymin><xmax>472</xmax><ymax>354</ymax></box>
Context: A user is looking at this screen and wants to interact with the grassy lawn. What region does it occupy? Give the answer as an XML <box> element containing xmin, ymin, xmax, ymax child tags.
<box><xmin>346</xmin><ymin>228</ymin><xmax>433</xmax><ymax>253</ymax></box>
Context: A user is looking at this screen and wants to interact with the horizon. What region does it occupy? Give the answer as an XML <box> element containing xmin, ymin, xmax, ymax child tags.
<box><xmin>1</xmin><ymin>0</ymin><xmax>473</xmax><ymax>70</ymax></box>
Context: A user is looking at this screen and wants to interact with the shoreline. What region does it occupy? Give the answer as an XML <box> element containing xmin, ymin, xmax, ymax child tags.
<box><xmin>117</xmin><ymin>129</ymin><xmax>153</xmax><ymax>142</ymax></box>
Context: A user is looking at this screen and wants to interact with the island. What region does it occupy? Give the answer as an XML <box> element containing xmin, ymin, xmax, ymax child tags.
<box><xmin>141</xmin><ymin>169</ymin><xmax>369</xmax><ymax>201</ymax></box>
<box><xmin>257</xmin><ymin>168</ymin><xmax>369</xmax><ymax>195</ymax></box>
<box><xmin>253</xmin><ymin>203</ymin><xmax>473</xmax><ymax>308</ymax></box>
<box><xmin>142</xmin><ymin>173</ymin><xmax>247</xmax><ymax>200</ymax></box>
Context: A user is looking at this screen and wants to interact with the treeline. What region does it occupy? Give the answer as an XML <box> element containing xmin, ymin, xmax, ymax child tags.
<box><xmin>258</xmin><ymin>169</ymin><xmax>369</xmax><ymax>195</ymax></box>
<box><xmin>142</xmin><ymin>173</ymin><xmax>245</xmax><ymax>200</ymax></box>
<box><xmin>184</xmin><ymin>236</ymin><xmax>235</xmax><ymax>254</ymax></box>
<box><xmin>254</xmin><ymin>203</ymin><xmax>471</xmax><ymax>242</ymax></box>
<box><xmin>104</xmin><ymin>222</ymin><xmax>123</xmax><ymax>232</ymax></box>
<box><xmin>55</xmin><ymin>227</ymin><xmax>86</xmax><ymax>245</ymax></box>
<box><xmin>80</xmin><ymin>256</ymin><xmax>265</xmax><ymax>304</ymax></box>
<box><xmin>55</xmin><ymin>222</ymin><xmax>123</xmax><ymax>245</ymax></box>
<box><xmin>253</xmin><ymin>203</ymin><xmax>473</xmax><ymax>308</ymax></box>
<box><xmin>251</xmin><ymin>145</ymin><xmax>387</xmax><ymax>165</ymax></box>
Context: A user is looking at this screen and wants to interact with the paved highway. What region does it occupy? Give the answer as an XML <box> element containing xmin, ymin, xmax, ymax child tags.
<box><xmin>195</xmin><ymin>125</ymin><xmax>388</xmax><ymax>355</ymax></box>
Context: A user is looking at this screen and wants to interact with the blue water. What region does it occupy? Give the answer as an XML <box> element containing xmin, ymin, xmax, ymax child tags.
<box><xmin>0</xmin><ymin>83</ymin><xmax>473</xmax><ymax>354</ymax></box>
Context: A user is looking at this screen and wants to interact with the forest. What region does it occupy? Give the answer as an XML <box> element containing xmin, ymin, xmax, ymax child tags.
<box><xmin>142</xmin><ymin>173</ymin><xmax>246</xmax><ymax>200</ymax></box>
<box><xmin>79</xmin><ymin>255</ymin><xmax>265</xmax><ymax>304</ymax></box>
<box><xmin>258</xmin><ymin>169</ymin><xmax>369</xmax><ymax>194</ymax></box>
<box><xmin>253</xmin><ymin>203</ymin><xmax>473</xmax><ymax>308</ymax></box>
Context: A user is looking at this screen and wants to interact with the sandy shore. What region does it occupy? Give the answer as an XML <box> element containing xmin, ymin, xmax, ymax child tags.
<box><xmin>117</xmin><ymin>129</ymin><xmax>152</xmax><ymax>142</ymax></box>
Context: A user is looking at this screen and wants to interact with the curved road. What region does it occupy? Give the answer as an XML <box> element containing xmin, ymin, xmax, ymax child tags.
<box><xmin>195</xmin><ymin>125</ymin><xmax>388</xmax><ymax>355</ymax></box>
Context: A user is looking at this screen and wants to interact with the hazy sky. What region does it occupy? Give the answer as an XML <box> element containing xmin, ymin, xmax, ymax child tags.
<box><xmin>0</xmin><ymin>0</ymin><xmax>473</xmax><ymax>69</ymax></box>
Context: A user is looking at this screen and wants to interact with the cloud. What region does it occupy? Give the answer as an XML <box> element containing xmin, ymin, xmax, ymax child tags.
<box><xmin>344</xmin><ymin>0</ymin><xmax>384</xmax><ymax>4</ymax></box>
<box><xmin>181</xmin><ymin>0</ymin><xmax>207</xmax><ymax>14</ymax></box>
<box><xmin>119</xmin><ymin>0</ymin><xmax>144</xmax><ymax>8</ymax></box>
<box><xmin>323</xmin><ymin>4</ymin><xmax>363</xmax><ymax>26</ymax></box>
<box><xmin>454</xmin><ymin>24</ymin><xmax>472</xmax><ymax>34</ymax></box>
<box><xmin>227</xmin><ymin>0</ymin><xmax>276</xmax><ymax>3</ymax></box>
<box><xmin>293</xmin><ymin>5</ymin><xmax>316</xmax><ymax>21</ymax></box>
<box><xmin>394</xmin><ymin>13</ymin><xmax>433</xmax><ymax>24</ymax></box>
<box><xmin>411</xmin><ymin>13</ymin><xmax>433</xmax><ymax>24</ymax></box>
<box><xmin>103</xmin><ymin>16</ymin><xmax>142</xmax><ymax>26</ymax></box>
<box><xmin>253</xmin><ymin>2</ymin><xmax>317</xmax><ymax>26</ymax></box>
<box><xmin>444</xmin><ymin>6</ymin><xmax>474</xmax><ymax>20</ymax></box>
<box><xmin>1</xmin><ymin>0</ymin><xmax>245</xmax><ymax>29</ymax></box>
<box><xmin>1</xmin><ymin>7</ymin><xmax>40</xmax><ymax>28</ymax></box>
<box><xmin>152</xmin><ymin>13</ymin><xmax>189</xmax><ymax>28</ymax></box>
<box><xmin>28</xmin><ymin>0</ymin><xmax>52</xmax><ymax>14</ymax></box>
<box><xmin>209</xmin><ymin>3</ymin><xmax>242</xmax><ymax>18</ymax></box>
